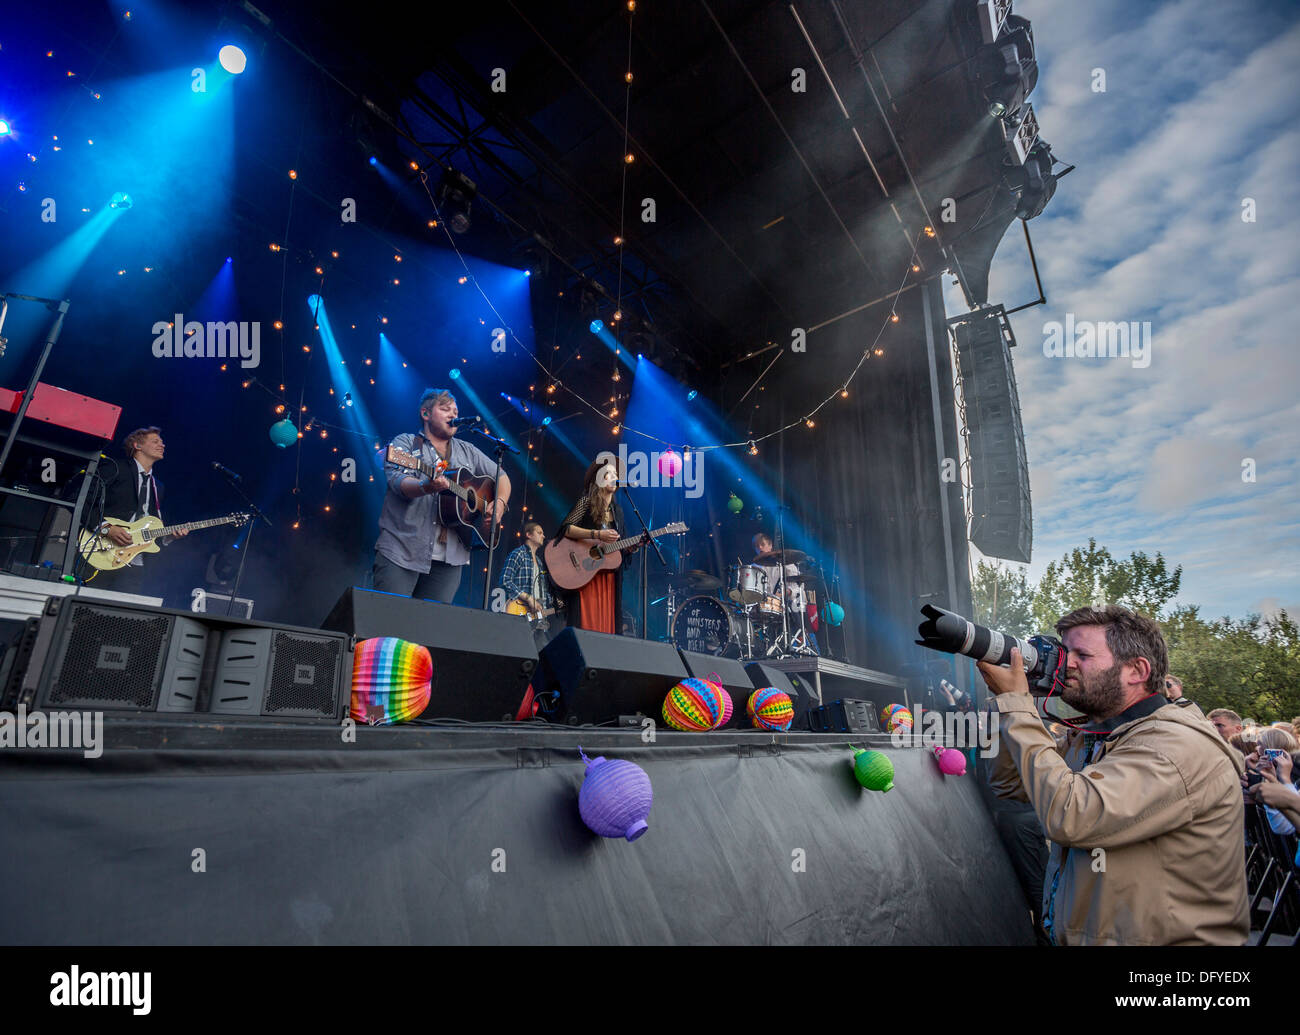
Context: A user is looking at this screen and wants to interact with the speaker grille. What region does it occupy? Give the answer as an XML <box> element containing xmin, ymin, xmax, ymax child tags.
<box><xmin>265</xmin><ymin>632</ymin><xmax>342</xmax><ymax>716</ymax></box>
<box><xmin>47</xmin><ymin>605</ymin><xmax>171</xmax><ymax>708</ymax></box>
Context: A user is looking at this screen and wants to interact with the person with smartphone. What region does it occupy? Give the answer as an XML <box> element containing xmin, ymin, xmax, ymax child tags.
<box><xmin>1244</xmin><ymin>729</ymin><xmax>1300</xmax><ymax>834</ymax></box>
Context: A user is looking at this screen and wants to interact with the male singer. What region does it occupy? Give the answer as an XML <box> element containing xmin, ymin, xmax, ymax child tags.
<box><xmin>374</xmin><ymin>388</ymin><xmax>510</xmax><ymax>603</ymax></box>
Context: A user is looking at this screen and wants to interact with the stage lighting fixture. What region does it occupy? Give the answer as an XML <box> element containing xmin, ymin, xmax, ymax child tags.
<box><xmin>218</xmin><ymin>45</ymin><xmax>247</xmax><ymax>74</ymax></box>
<box><xmin>589</xmin><ymin>319</ymin><xmax>604</xmax><ymax>334</ymax></box>
<box><xmin>542</xmin><ymin>417</ymin><xmax>551</xmax><ymax>426</ymax></box>
<box><xmin>109</xmin><ymin>191</ymin><xmax>133</xmax><ymax>210</ymax></box>
<box><xmin>687</xmin><ymin>390</ymin><xmax>698</xmax><ymax>401</ymax></box>
<box><xmin>449</xmin><ymin>368</ymin><xmax>461</xmax><ymax>380</ymax></box>
<box><xmin>976</xmin><ymin>0</ymin><xmax>1013</xmax><ymax>44</ymax></box>
<box><xmin>1008</xmin><ymin>139</ymin><xmax>1058</xmax><ymax>220</ymax></box>
<box><xmin>977</xmin><ymin>15</ymin><xmax>1037</xmax><ymax>123</ymax></box>
<box><xmin>524</xmin><ymin>269</ymin><xmax>532</xmax><ymax>277</ymax></box>
<box><xmin>1005</xmin><ymin>102</ymin><xmax>1040</xmax><ymax>166</ymax></box>
<box><xmin>435</xmin><ymin>168</ymin><xmax>476</xmax><ymax>234</ymax></box>
<box><xmin>0</xmin><ymin>119</ymin><xmax>10</xmax><ymax>136</ymax></box>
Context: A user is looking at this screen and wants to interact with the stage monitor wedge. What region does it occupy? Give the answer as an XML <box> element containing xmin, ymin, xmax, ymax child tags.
<box><xmin>539</xmin><ymin>627</ymin><xmax>687</xmax><ymax>726</ymax></box>
<box><xmin>321</xmin><ymin>587</ymin><xmax>536</xmax><ymax>722</ymax></box>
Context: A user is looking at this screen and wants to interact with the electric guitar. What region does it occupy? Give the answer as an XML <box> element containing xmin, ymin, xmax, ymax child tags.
<box><xmin>80</xmin><ymin>513</ymin><xmax>251</xmax><ymax>571</ymax></box>
<box><xmin>385</xmin><ymin>446</ymin><xmax>504</xmax><ymax>551</ymax></box>
<box><xmin>545</xmin><ymin>522</ymin><xmax>688</xmax><ymax>592</ymax></box>
<box><xmin>505</xmin><ymin>600</ymin><xmax>560</xmax><ymax>622</ymax></box>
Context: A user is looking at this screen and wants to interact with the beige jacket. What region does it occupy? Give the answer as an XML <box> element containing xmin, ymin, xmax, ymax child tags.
<box><xmin>990</xmin><ymin>693</ymin><xmax>1249</xmax><ymax>946</ymax></box>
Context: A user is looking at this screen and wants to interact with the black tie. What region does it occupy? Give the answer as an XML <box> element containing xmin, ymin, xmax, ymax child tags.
<box><xmin>138</xmin><ymin>471</ymin><xmax>149</xmax><ymax>516</ymax></box>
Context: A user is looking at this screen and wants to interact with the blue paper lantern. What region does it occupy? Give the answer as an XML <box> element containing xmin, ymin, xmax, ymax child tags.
<box><xmin>578</xmin><ymin>748</ymin><xmax>652</xmax><ymax>841</ymax></box>
<box><xmin>824</xmin><ymin>601</ymin><xmax>844</xmax><ymax>626</ymax></box>
<box><xmin>269</xmin><ymin>418</ymin><xmax>298</xmax><ymax>448</ymax></box>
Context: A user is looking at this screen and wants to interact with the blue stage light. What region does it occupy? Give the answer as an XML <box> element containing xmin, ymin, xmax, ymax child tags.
<box><xmin>687</xmin><ymin>389</ymin><xmax>698</xmax><ymax>401</ymax></box>
<box><xmin>0</xmin><ymin>119</ymin><xmax>10</xmax><ymax>136</ymax></box>
<box><xmin>449</xmin><ymin>368</ymin><xmax>461</xmax><ymax>380</ymax></box>
<box><xmin>219</xmin><ymin>45</ymin><xmax>247</xmax><ymax>75</ymax></box>
<box><xmin>368</xmin><ymin>155</ymin><xmax>378</xmax><ymax>167</ymax></box>
<box><xmin>542</xmin><ymin>416</ymin><xmax>551</xmax><ymax>426</ymax></box>
<box><xmin>589</xmin><ymin>320</ymin><xmax>603</xmax><ymax>334</ymax></box>
<box><xmin>524</xmin><ymin>269</ymin><xmax>532</xmax><ymax>277</ymax></box>
<box><xmin>108</xmin><ymin>191</ymin><xmax>133</xmax><ymax>210</ymax></box>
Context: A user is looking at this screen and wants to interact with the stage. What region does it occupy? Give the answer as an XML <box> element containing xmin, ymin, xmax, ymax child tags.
<box><xmin>0</xmin><ymin>716</ymin><xmax>1032</xmax><ymax>945</ymax></box>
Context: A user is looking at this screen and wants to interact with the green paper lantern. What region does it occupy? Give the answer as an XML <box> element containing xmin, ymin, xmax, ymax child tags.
<box><xmin>852</xmin><ymin>747</ymin><xmax>894</xmax><ymax>792</ymax></box>
<box><xmin>727</xmin><ymin>492</ymin><xmax>743</xmax><ymax>514</ymax></box>
<box><xmin>269</xmin><ymin>418</ymin><xmax>299</xmax><ymax>448</ymax></box>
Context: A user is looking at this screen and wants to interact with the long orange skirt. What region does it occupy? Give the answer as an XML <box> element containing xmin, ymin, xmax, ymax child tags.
<box><xmin>577</xmin><ymin>569</ymin><xmax>617</xmax><ymax>634</ymax></box>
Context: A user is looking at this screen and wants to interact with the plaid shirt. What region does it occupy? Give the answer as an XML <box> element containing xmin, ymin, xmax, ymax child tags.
<box><xmin>500</xmin><ymin>544</ymin><xmax>552</xmax><ymax>609</ymax></box>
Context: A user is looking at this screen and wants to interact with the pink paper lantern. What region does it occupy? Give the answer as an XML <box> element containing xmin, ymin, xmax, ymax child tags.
<box><xmin>933</xmin><ymin>744</ymin><xmax>967</xmax><ymax>776</ymax></box>
<box><xmin>657</xmin><ymin>449</ymin><xmax>682</xmax><ymax>479</ymax></box>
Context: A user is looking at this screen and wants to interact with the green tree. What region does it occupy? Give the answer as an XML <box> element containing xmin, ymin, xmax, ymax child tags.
<box><xmin>971</xmin><ymin>559</ymin><xmax>1036</xmax><ymax>634</ymax></box>
<box><xmin>1031</xmin><ymin>537</ymin><xmax>1182</xmax><ymax>630</ymax></box>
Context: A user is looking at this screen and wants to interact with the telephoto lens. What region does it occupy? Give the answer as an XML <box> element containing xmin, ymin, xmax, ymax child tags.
<box><xmin>915</xmin><ymin>604</ymin><xmax>1066</xmax><ymax>695</ymax></box>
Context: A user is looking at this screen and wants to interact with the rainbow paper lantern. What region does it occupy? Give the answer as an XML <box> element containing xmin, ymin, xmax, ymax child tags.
<box><xmin>663</xmin><ymin>677</ymin><xmax>725</xmax><ymax>732</ymax></box>
<box><xmin>933</xmin><ymin>744</ymin><xmax>967</xmax><ymax>776</ymax></box>
<box><xmin>713</xmin><ymin>681</ymin><xmax>734</xmax><ymax>727</ymax></box>
<box><xmin>578</xmin><ymin>748</ymin><xmax>652</xmax><ymax>841</ymax></box>
<box><xmin>853</xmin><ymin>748</ymin><xmax>895</xmax><ymax>792</ymax></box>
<box><xmin>269</xmin><ymin>418</ymin><xmax>299</xmax><ymax>448</ymax></box>
<box><xmin>349</xmin><ymin>637</ymin><xmax>432</xmax><ymax>725</ymax></box>
<box><xmin>747</xmin><ymin>687</ymin><xmax>793</xmax><ymax>731</ymax></box>
<box><xmin>880</xmin><ymin>703</ymin><xmax>913</xmax><ymax>732</ymax></box>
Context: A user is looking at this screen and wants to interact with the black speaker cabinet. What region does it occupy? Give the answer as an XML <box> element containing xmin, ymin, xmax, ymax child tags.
<box><xmin>539</xmin><ymin>627</ymin><xmax>688</xmax><ymax>726</ymax></box>
<box><xmin>744</xmin><ymin>661</ymin><xmax>818</xmax><ymax>731</ymax></box>
<box><xmin>321</xmin><ymin>587</ymin><xmax>537</xmax><ymax>722</ymax></box>
<box><xmin>808</xmin><ymin>698</ymin><xmax>879</xmax><ymax>733</ymax></box>
<box><xmin>11</xmin><ymin>597</ymin><xmax>351</xmax><ymax>721</ymax></box>
<box><xmin>209</xmin><ymin>627</ymin><xmax>349</xmax><ymax>719</ymax></box>
<box><xmin>677</xmin><ymin>651</ymin><xmax>751</xmax><ymax>727</ymax></box>
<box><xmin>22</xmin><ymin>599</ymin><xmax>211</xmax><ymax>713</ymax></box>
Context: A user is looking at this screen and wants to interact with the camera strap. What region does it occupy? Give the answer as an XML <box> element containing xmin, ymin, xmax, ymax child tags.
<box><xmin>1059</xmin><ymin>693</ymin><xmax>1166</xmax><ymax>738</ymax></box>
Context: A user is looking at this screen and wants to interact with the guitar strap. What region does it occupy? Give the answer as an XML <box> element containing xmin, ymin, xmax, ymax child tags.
<box><xmin>414</xmin><ymin>431</ymin><xmax>450</xmax><ymax>546</ymax></box>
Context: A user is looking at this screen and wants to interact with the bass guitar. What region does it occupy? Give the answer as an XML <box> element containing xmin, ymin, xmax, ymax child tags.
<box><xmin>80</xmin><ymin>513</ymin><xmax>251</xmax><ymax>571</ymax></box>
<box><xmin>385</xmin><ymin>446</ymin><xmax>504</xmax><ymax>551</ymax></box>
<box><xmin>545</xmin><ymin>522</ymin><xmax>687</xmax><ymax>592</ymax></box>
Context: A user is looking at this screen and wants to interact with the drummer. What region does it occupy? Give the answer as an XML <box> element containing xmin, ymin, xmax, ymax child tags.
<box><xmin>752</xmin><ymin>533</ymin><xmax>799</xmax><ymax>606</ymax></box>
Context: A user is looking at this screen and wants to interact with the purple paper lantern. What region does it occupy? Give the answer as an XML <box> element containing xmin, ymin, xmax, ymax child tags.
<box><xmin>578</xmin><ymin>748</ymin><xmax>653</xmax><ymax>841</ymax></box>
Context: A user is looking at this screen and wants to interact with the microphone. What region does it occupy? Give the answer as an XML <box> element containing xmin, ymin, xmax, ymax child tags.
<box><xmin>449</xmin><ymin>415</ymin><xmax>482</xmax><ymax>427</ymax></box>
<box><xmin>212</xmin><ymin>461</ymin><xmax>242</xmax><ymax>482</ymax></box>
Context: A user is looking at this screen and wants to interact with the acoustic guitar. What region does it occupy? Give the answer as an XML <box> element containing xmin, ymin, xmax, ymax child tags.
<box><xmin>80</xmin><ymin>513</ymin><xmax>250</xmax><ymax>571</ymax></box>
<box><xmin>385</xmin><ymin>446</ymin><xmax>504</xmax><ymax>550</ymax></box>
<box><xmin>544</xmin><ymin>522</ymin><xmax>687</xmax><ymax>592</ymax></box>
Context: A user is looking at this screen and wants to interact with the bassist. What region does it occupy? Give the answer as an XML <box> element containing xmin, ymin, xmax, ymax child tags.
<box><xmin>374</xmin><ymin>388</ymin><xmax>510</xmax><ymax>604</ymax></box>
<box><xmin>500</xmin><ymin>519</ymin><xmax>563</xmax><ymax>646</ymax></box>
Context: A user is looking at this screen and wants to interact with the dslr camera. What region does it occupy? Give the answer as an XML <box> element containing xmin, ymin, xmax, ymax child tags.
<box><xmin>916</xmin><ymin>604</ymin><xmax>1068</xmax><ymax>696</ymax></box>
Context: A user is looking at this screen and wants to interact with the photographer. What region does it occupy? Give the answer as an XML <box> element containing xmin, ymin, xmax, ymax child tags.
<box><xmin>978</xmin><ymin>605</ymin><xmax>1248</xmax><ymax>946</ymax></box>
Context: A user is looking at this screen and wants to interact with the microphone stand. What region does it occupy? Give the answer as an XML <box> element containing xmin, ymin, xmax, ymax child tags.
<box><xmin>621</xmin><ymin>484</ymin><xmax>665</xmax><ymax>639</ymax></box>
<box><xmin>216</xmin><ymin>469</ymin><xmax>271</xmax><ymax>618</ymax></box>
<box><xmin>469</xmin><ymin>424</ymin><xmax>519</xmax><ymax>611</ymax></box>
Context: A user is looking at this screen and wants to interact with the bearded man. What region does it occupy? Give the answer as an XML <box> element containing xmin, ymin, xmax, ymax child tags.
<box><xmin>978</xmin><ymin>605</ymin><xmax>1248</xmax><ymax>946</ymax></box>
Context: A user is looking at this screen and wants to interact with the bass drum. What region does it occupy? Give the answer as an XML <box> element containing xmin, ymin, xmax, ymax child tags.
<box><xmin>671</xmin><ymin>595</ymin><xmax>740</xmax><ymax>657</ymax></box>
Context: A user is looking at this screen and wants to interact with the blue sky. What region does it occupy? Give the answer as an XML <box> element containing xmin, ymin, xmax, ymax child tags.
<box><xmin>945</xmin><ymin>0</ymin><xmax>1300</xmax><ymax>622</ymax></box>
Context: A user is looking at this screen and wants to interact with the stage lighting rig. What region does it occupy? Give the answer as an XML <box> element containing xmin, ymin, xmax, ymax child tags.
<box><xmin>976</xmin><ymin>0</ymin><xmax>1014</xmax><ymax>45</ymax></box>
<box><xmin>1006</xmin><ymin>139</ymin><xmax>1058</xmax><ymax>221</ymax></box>
<box><xmin>1003</xmin><ymin>102</ymin><xmax>1040</xmax><ymax>166</ymax></box>
<box><xmin>436</xmin><ymin>168</ymin><xmax>477</xmax><ymax>234</ymax></box>
<box><xmin>977</xmin><ymin>15</ymin><xmax>1037</xmax><ymax>121</ymax></box>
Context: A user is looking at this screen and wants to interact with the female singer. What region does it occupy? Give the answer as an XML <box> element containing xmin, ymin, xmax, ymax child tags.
<box><xmin>555</xmin><ymin>458</ymin><xmax>643</xmax><ymax>633</ymax></box>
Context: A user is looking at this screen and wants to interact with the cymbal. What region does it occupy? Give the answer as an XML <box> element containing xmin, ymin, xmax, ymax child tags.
<box><xmin>753</xmin><ymin>549</ymin><xmax>807</xmax><ymax>565</ymax></box>
<box><xmin>681</xmin><ymin>570</ymin><xmax>722</xmax><ymax>591</ymax></box>
<box><xmin>786</xmin><ymin>571</ymin><xmax>826</xmax><ymax>590</ymax></box>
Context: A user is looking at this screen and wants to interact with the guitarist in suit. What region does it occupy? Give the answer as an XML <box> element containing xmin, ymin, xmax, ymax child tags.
<box><xmin>374</xmin><ymin>388</ymin><xmax>510</xmax><ymax>604</ymax></box>
<box><xmin>500</xmin><ymin>520</ymin><xmax>563</xmax><ymax>647</ymax></box>
<box><xmin>553</xmin><ymin>458</ymin><xmax>643</xmax><ymax>634</ymax></box>
<box><xmin>89</xmin><ymin>426</ymin><xmax>188</xmax><ymax>595</ymax></box>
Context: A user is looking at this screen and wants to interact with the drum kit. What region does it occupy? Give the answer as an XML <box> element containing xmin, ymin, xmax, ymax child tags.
<box><xmin>662</xmin><ymin>549</ymin><xmax>827</xmax><ymax>659</ymax></box>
